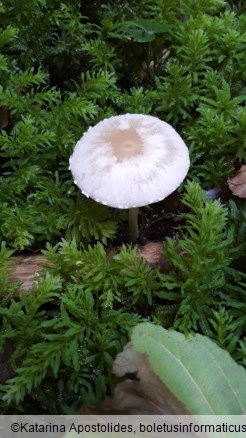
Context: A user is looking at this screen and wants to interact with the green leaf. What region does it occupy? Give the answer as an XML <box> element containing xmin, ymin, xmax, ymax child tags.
<box><xmin>131</xmin><ymin>322</ymin><xmax>246</xmax><ymax>414</ymax></box>
<box><xmin>125</xmin><ymin>29</ymin><xmax>155</xmax><ymax>43</ymax></box>
<box><xmin>124</xmin><ymin>19</ymin><xmax>170</xmax><ymax>34</ymax></box>
<box><xmin>118</xmin><ymin>20</ymin><xmax>170</xmax><ymax>43</ymax></box>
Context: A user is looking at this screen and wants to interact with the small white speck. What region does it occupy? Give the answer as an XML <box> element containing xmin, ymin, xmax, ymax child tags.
<box><xmin>68</xmin><ymin>166</ymin><xmax>71</xmax><ymax>170</ymax></box>
<box><xmin>74</xmin><ymin>180</ymin><xmax>77</xmax><ymax>185</ymax></box>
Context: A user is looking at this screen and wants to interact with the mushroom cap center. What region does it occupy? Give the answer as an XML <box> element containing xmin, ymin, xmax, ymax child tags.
<box><xmin>104</xmin><ymin>128</ymin><xmax>143</xmax><ymax>161</ymax></box>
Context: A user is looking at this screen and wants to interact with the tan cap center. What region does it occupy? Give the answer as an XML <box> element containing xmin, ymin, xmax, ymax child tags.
<box><xmin>105</xmin><ymin>128</ymin><xmax>143</xmax><ymax>161</ymax></box>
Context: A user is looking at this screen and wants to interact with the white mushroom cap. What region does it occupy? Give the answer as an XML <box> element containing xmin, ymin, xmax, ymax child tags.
<box><xmin>69</xmin><ymin>114</ymin><xmax>190</xmax><ymax>209</ymax></box>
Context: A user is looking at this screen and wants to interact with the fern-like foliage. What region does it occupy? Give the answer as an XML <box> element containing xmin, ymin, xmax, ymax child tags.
<box><xmin>208</xmin><ymin>307</ymin><xmax>242</xmax><ymax>353</ymax></box>
<box><xmin>0</xmin><ymin>242</ymin><xmax>18</xmax><ymax>307</ymax></box>
<box><xmin>1</xmin><ymin>180</ymin><xmax>245</xmax><ymax>412</ymax></box>
<box><xmin>157</xmin><ymin>182</ymin><xmax>234</xmax><ymax>332</ymax></box>
<box><xmin>0</xmin><ymin>263</ymin><xmax>141</xmax><ymax>408</ymax></box>
<box><xmin>0</xmin><ymin>67</ymin><xmax>119</xmax><ymax>249</ymax></box>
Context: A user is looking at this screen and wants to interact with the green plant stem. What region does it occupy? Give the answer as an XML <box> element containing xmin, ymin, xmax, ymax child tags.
<box><xmin>128</xmin><ymin>207</ymin><xmax>139</xmax><ymax>241</ymax></box>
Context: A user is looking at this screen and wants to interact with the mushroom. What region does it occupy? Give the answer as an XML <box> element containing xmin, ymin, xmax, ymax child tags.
<box><xmin>69</xmin><ymin>114</ymin><xmax>190</xmax><ymax>241</ymax></box>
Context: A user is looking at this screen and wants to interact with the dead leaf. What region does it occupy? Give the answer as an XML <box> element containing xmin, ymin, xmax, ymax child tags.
<box><xmin>78</xmin><ymin>343</ymin><xmax>189</xmax><ymax>415</ymax></box>
<box><xmin>138</xmin><ymin>241</ymin><xmax>169</xmax><ymax>272</ymax></box>
<box><xmin>228</xmin><ymin>165</ymin><xmax>246</xmax><ymax>198</ymax></box>
<box><xmin>8</xmin><ymin>254</ymin><xmax>51</xmax><ymax>296</ymax></box>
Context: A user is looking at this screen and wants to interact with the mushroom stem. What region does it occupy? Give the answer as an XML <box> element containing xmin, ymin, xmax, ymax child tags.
<box><xmin>128</xmin><ymin>207</ymin><xmax>139</xmax><ymax>242</ymax></box>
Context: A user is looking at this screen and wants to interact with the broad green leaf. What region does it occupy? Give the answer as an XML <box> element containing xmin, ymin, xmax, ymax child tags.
<box><xmin>131</xmin><ymin>322</ymin><xmax>246</xmax><ymax>414</ymax></box>
<box><xmin>118</xmin><ymin>20</ymin><xmax>170</xmax><ymax>42</ymax></box>
<box><xmin>124</xmin><ymin>29</ymin><xmax>155</xmax><ymax>43</ymax></box>
<box><xmin>123</xmin><ymin>19</ymin><xmax>170</xmax><ymax>34</ymax></box>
